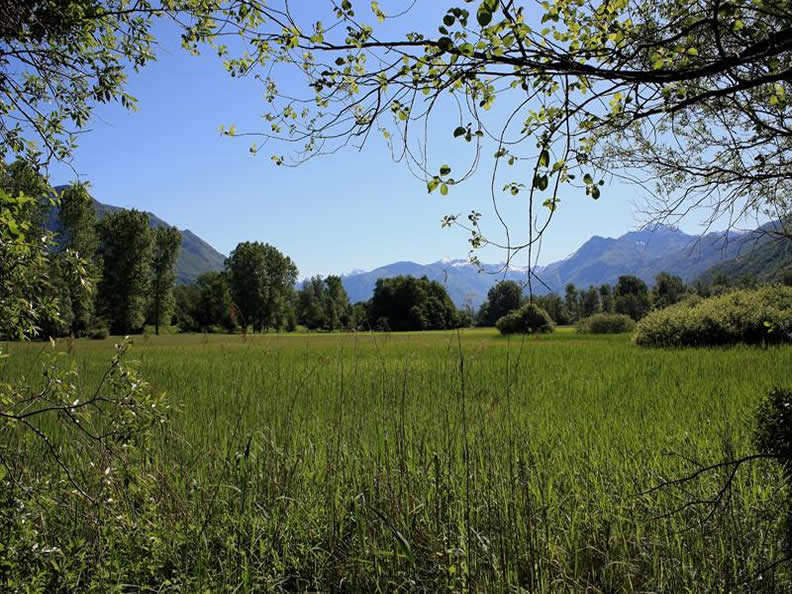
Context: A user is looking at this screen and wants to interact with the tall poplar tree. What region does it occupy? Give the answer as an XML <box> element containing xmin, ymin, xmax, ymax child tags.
<box><xmin>97</xmin><ymin>210</ymin><xmax>153</xmax><ymax>335</ymax></box>
<box><xmin>150</xmin><ymin>226</ymin><xmax>182</xmax><ymax>335</ymax></box>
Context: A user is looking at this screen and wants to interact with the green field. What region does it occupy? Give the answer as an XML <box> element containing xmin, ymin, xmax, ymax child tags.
<box><xmin>3</xmin><ymin>328</ymin><xmax>792</xmax><ymax>591</ymax></box>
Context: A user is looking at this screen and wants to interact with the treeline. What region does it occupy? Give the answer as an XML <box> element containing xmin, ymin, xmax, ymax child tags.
<box><xmin>476</xmin><ymin>271</ymin><xmax>783</xmax><ymax>328</ymax></box>
<box><xmin>176</xmin><ymin>272</ymin><xmax>465</xmax><ymax>333</ymax></box>
<box><xmin>1</xmin><ymin>161</ymin><xmax>182</xmax><ymax>339</ymax></box>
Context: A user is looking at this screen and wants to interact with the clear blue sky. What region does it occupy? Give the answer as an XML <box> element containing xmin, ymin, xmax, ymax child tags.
<box><xmin>47</xmin><ymin>7</ymin><xmax>726</xmax><ymax>279</ymax></box>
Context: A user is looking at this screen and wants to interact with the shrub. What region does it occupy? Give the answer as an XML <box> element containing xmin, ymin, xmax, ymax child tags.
<box><xmin>496</xmin><ymin>303</ymin><xmax>554</xmax><ymax>335</ymax></box>
<box><xmin>576</xmin><ymin>313</ymin><xmax>636</xmax><ymax>334</ymax></box>
<box><xmin>634</xmin><ymin>285</ymin><xmax>792</xmax><ymax>347</ymax></box>
<box><xmin>89</xmin><ymin>326</ymin><xmax>110</xmax><ymax>340</ymax></box>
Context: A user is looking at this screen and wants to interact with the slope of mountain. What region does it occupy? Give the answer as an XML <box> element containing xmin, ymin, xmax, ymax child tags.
<box><xmin>538</xmin><ymin>224</ymin><xmax>746</xmax><ymax>292</ymax></box>
<box><xmin>698</xmin><ymin>222</ymin><xmax>792</xmax><ymax>284</ymax></box>
<box><xmin>48</xmin><ymin>187</ymin><xmax>226</xmax><ymax>284</ymax></box>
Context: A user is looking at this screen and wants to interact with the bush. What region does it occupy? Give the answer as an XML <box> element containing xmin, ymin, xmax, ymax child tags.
<box><xmin>89</xmin><ymin>326</ymin><xmax>109</xmax><ymax>340</ymax></box>
<box><xmin>576</xmin><ymin>313</ymin><xmax>636</xmax><ymax>334</ymax></box>
<box><xmin>634</xmin><ymin>285</ymin><xmax>792</xmax><ymax>347</ymax></box>
<box><xmin>496</xmin><ymin>303</ymin><xmax>554</xmax><ymax>335</ymax></box>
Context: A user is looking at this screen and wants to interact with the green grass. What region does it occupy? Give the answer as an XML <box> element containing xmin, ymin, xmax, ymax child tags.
<box><xmin>3</xmin><ymin>328</ymin><xmax>792</xmax><ymax>591</ymax></box>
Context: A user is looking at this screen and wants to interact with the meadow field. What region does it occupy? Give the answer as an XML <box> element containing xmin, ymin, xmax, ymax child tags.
<box><xmin>4</xmin><ymin>328</ymin><xmax>792</xmax><ymax>592</ymax></box>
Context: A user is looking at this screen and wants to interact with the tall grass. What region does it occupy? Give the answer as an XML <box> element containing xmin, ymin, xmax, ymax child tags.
<box><xmin>2</xmin><ymin>328</ymin><xmax>791</xmax><ymax>591</ymax></box>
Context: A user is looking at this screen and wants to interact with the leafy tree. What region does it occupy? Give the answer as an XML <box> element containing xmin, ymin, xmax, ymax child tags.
<box><xmin>614</xmin><ymin>275</ymin><xmax>650</xmax><ymax>321</ymax></box>
<box><xmin>652</xmin><ymin>272</ymin><xmax>687</xmax><ymax>310</ymax></box>
<box><xmin>369</xmin><ymin>276</ymin><xmax>457</xmax><ymax>331</ymax></box>
<box><xmin>599</xmin><ymin>285</ymin><xmax>614</xmax><ymax>314</ymax></box>
<box><xmin>226</xmin><ymin>242</ymin><xmax>298</xmax><ymax>332</ymax></box>
<box><xmin>533</xmin><ymin>293</ymin><xmax>569</xmax><ymax>325</ymax></box>
<box><xmin>297</xmin><ymin>276</ymin><xmax>327</xmax><ymax>330</ymax></box>
<box><xmin>0</xmin><ymin>190</ymin><xmax>58</xmax><ymax>339</ymax></box>
<box><xmin>0</xmin><ymin>160</ymin><xmax>50</xmax><ymax>228</ymax></box>
<box><xmin>195</xmin><ymin>271</ymin><xmax>235</xmax><ymax>331</ymax></box>
<box><xmin>323</xmin><ymin>275</ymin><xmax>353</xmax><ymax>330</ymax></box>
<box><xmin>0</xmin><ymin>1</ymin><xmax>242</xmax><ymax>164</ymax></box>
<box><xmin>97</xmin><ymin>210</ymin><xmax>154</xmax><ymax>335</ymax></box>
<box><xmin>581</xmin><ymin>286</ymin><xmax>602</xmax><ymax>318</ymax></box>
<box><xmin>195</xmin><ymin>0</ymin><xmax>792</xmax><ymax>271</ymax></box>
<box><xmin>479</xmin><ymin>281</ymin><xmax>522</xmax><ymax>326</ymax></box>
<box><xmin>149</xmin><ymin>226</ymin><xmax>182</xmax><ymax>335</ymax></box>
<box><xmin>56</xmin><ymin>183</ymin><xmax>99</xmax><ymax>335</ymax></box>
<box><xmin>564</xmin><ymin>283</ymin><xmax>581</xmax><ymax>323</ymax></box>
<box><xmin>173</xmin><ymin>283</ymin><xmax>201</xmax><ymax>332</ymax></box>
<box><xmin>496</xmin><ymin>303</ymin><xmax>554</xmax><ymax>335</ymax></box>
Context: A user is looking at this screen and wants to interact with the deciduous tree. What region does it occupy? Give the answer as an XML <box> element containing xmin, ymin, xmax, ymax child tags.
<box><xmin>149</xmin><ymin>226</ymin><xmax>181</xmax><ymax>335</ymax></box>
<box><xmin>97</xmin><ymin>210</ymin><xmax>153</xmax><ymax>334</ymax></box>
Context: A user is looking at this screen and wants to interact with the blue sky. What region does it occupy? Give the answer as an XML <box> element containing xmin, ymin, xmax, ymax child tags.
<box><xmin>47</xmin><ymin>6</ymin><xmax>725</xmax><ymax>279</ymax></box>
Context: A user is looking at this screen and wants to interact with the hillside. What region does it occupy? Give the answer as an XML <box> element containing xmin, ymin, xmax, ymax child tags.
<box><xmin>48</xmin><ymin>187</ymin><xmax>226</xmax><ymax>284</ymax></box>
<box><xmin>698</xmin><ymin>222</ymin><xmax>792</xmax><ymax>284</ymax></box>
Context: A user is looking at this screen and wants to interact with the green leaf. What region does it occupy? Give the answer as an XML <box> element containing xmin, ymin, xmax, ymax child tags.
<box><xmin>477</xmin><ymin>7</ymin><xmax>493</xmax><ymax>27</ymax></box>
<box><xmin>440</xmin><ymin>164</ymin><xmax>451</xmax><ymax>176</ymax></box>
<box><xmin>443</xmin><ymin>15</ymin><xmax>455</xmax><ymax>26</ymax></box>
<box><xmin>427</xmin><ymin>178</ymin><xmax>439</xmax><ymax>193</ymax></box>
<box><xmin>453</xmin><ymin>126</ymin><xmax>467</xmax><ymax>138</ymax></box>
<box><xmin>533</xmin><ymin>174</ymin><xmax>548</xmax><ymax>191</ymax></box>
<box><xmin>583</xmin><ymin>173</ymin><xmax>593</xmax><ymax>185</ymax></box>
<box><xmin>440</xmin><ymin>184</ymin><xmax>449</xmax><ymax>196</ymax></box>
<box><xmin>539</xmin><ymin>149</ymin><xmax>550</xmax><ymax>168</ymax></box>
<box><xmin>591</xmin><ymin>186</ymin><xmax>601</xmax><ymax>200</ymax></box>
<box><xmin>438</xmin><ymin>37</ymin><xmax>453</xmax><ymax>52</ymax></box>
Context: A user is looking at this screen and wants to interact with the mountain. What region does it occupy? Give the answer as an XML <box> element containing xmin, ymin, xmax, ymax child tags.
<box><xmin>48</xmin><ymin>187</ymin><xmax>226</xmax><ymax>284</ymax></box>
<box><xmin>341</xmin><ymin>259</ymin><xmax>530</xmax><ymax>308</ymax></box>
<box><xmin>340</xmin><ymin>223</ymin><xmax>774</xmax><ymax>307</ymax></box>
<box><xmin>537</xmin><ymin>223</ymin><xmax>747</xmax><ymax>292</ymax></box>
<box><xmin>697</xmin><ymin>221</ymin><xmax>792</xmax><ymax>284</ymax></box>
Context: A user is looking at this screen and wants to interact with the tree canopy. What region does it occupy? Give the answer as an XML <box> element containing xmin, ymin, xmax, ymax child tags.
<box><xmin>3</xmin><ymin>0</ymin><xmax>790</xmax><ymax>286</ymax></box>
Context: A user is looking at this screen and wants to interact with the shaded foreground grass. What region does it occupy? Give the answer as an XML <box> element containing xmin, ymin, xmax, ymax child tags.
<box><xmin>3</xmin><ymin>328</ymin><xmax>792</xmax><ymax>591</ymax></box>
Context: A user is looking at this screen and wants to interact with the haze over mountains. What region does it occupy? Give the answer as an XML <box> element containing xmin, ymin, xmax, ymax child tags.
<box><xmin>49</xmin><ymin>191</ymin><xmax>789</xmax><ymax>306</ymax></box>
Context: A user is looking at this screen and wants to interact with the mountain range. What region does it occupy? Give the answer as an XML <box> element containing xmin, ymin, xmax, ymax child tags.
<box><xmin>47</xmin><ymin>190</ymin><xmax>791</xmax><ymax>305</ymax></box>
<box><xmin>340</xmin><ymin>222</ymin><xmax>791</xmax><ymax>307</ymax></box>
<box><xmin>48</xmin><ymin>188</ymin><xmax>226</xmax><ymax>285</ymax></box>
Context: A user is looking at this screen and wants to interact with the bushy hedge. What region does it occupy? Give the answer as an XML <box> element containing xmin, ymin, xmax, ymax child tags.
<box><xmin>576</xmin><ymin>313</ymin><xmax>636</xmax><ymax>334</ymax></box>
<box><xmin>634</xmin><ymin>286</ymin><xmax>792</xmax><ymax>347</ymax></box>
<box><xmin>496</xmin><ymin>303</ymin><xmax>554</xmax><ymax>335</ymax></box>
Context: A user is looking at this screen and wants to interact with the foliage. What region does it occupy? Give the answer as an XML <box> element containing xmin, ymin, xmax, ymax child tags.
<box><xmin>195</xmin><ymin>0</ymin><xmax>792</xmax><ymax>268</ymax></box>
<box><xmin>477</xmin><ymin>280</ymin><xmax>522</xmax><ymax>326</ymax></box>
<box><xmin>577</xmin><ymin>313</ymin><xmax>636</xmax><ymax>334</ymax></box>
<box><xmin>298</xmin><ymin>275</ymin><xmax>353</xmax><ymax>331</ymax></box>
<box><xmin>369</xmin><ymin>275</ymin><xmax>458</xmax><ymax>331</ymax></box>
<box><xmin>56</xmin><ymin>183</ymin><xmax>99</xmax><ymax>335</ymax></box>
<box><xmin>496</xmin><ymin>303</ymin><xmax>554</xmax><ymax>334</ymax></box>
<box><xmin>614</xmin><ymin>275</ymin><xmax>651</xmax><ymax>321</ymax></box>
<box><xmin>1</xmin><ymin>340</ymin><xmax>170</xmax><ymax>590</ymax></box>
<box><xmin>97</xmin><ymin>209</ymin><xmax>154</xmax><ymax>335</ymax></box>
<box><xmin>634</xmin><ymin>286</ymin><xmax>792</xmax><ymax>347</ymax></box>
<box><xmin>226</xmin><ymin>242</ymin><xmax>298</xmax><ymax>332</ymax></box>
<box><xmin>532</xmin><ymin>293</ymin><xmax>570</xmax><ymax>325</ymax></box>
<box><xmin>0</xmin><ymin>0</ymin><xmax>232</xmax><ymax>164</ymax></box>
<box><xmin>149</xmin><ymin>226</ymin><xmax>182</xmax><ymax>335</ymax></box>
<box><xmin>652</xmin><ymin>272</ymin><xmax>687</xmax><ymax>310</ymax></box>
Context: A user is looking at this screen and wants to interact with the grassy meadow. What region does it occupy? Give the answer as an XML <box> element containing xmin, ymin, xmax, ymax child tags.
<box><xmin>3</xmin><ymin>327</ymin><xmax>792</xmax><ymax>591</ymax></box>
